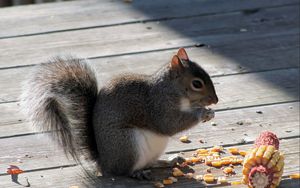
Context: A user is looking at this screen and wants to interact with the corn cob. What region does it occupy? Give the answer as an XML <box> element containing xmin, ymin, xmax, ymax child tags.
<box><xmin>241</xmin><ymin>131</ymin><xmax>284</xmax><ymax>188</ymax></box>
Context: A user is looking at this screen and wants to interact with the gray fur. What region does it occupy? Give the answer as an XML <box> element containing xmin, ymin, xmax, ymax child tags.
<box><xmin>21</xmin><ymin>55</ymin><xmax>217</xmax><ymax>177</ymax></box>
<box><xmin>21</xmin><ymin>57</ymin><xmax>98</xmax><ymax>163</ymax></box>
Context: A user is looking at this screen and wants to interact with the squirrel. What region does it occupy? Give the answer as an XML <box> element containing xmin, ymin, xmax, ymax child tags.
<box><xmin>21</xmin><ymin>48</ymin><xmax>218</xmax><ymax>180</ymax></box>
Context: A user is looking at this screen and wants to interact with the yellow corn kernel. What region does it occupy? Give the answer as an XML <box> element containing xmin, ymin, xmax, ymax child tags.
<box><xmin>163</xmin><ymin>179</ymin><xmax>173</xmax><ymax>185</ymax></box>
<box><xmin>262</xmin><ymin>145</ymin><xmax>275</xmax><ymax>165</ymax></box>
<box><xmin>223</xmin><ymin>167</ymin><xmax>234</xmax><ymax>174</ymax></box>
<box><xmin>239</xmin><ymin>150</ymin><xmax>247</xmax><ymax>157</ymax></box>
<box><xmin>231</xmin><ymin>181</ymin><xmax>242</xmax><ymax>185</ymax></box>
<box><xmin>190</xmin><ymin>157</ymin><xmax>201</xmax><ymax>163</ymax></box>
<box><xmin>168</xmin><ymin>177</ymin><xmax>177</xmax><ymax>183</ymax></box>
<box><xmin>228</xmin><ymin>147</ymin><xmax>239</xmax><ymax>155</ymax></box>
<box><xmin>255</xmin><ymin>145</ymin><xmax>267</xmax><ymax>164</ymax></box>
<box><xmin>154</xmin><ymin>182</ymin><xmax>165</xmax><ymax>188</ymax></box>
<box><xmin>267</xmin><ymin>150</ymin><xmax>280</xmax><ymax>169</ymax></box>
<box><xmin>274</xmin><ymin>169</ymin><xmax>283</xmax><ymax>178</ymax></box>
<box><xmin>203</xmin><ymin>174</ymin><xmax>215</xmax><ymax>183</ymax></box>
<box><xmin>211</xmin><ymin>160</ymin><xmax>223</xmax><ymax>168</ymax></box>
<box><xmin>179</xmin><ymin>135</ymin><xmax>190</xmax><ymax>143</ymax></box>
<box><xmin>272</xmin><ymin>154</ymin><xmax>284</xmax><ymax>172</ymax></box>
<box><xmin>194</xmin><ymin>175</ymin><xmax>203</xmax><ymax>181</ymax></box>
<box><xmin>222</xmin><ymin>156</ymin><xmax>232</xmax><ymax>160</ymax></box>
<box><xmin>221</xmin><ymin>159</ymin><xmax>231</xmax><ymax>166</ymax></box>
<box><xmin>196</xmin><ymin>149</ymin><xmax>208</xmax><ymax>154</ymax></box>
<box><xmin>185</xmin><ymin>157</ymin><xmax>200</xmax><ymax>164</ymax></box>
<box><xmin>205</xmin><ymin>156</ymin><xmax>214</xmax><ymax>166</ymax></box>
<box><xmin>172</xmin><ymin>168</ymin><xmax>184</xmax><ymax>177</ymax></box>
<box><xmin>209</xmin><ymin>151</ymin><xmax>220</xmax><ymax>157</ymax></box>
<box><xmin>289</xmin><ymin>173</ymin><xmax>300</xmax><ymax>179</ymax></box>
<box><xmin>211</xmin><ymin>146</ymin><xmax>223</xmax><ymax>152</ymax></box>
<box><xmin>236</xmin><ymin>158</ymin><xmax>244</xmax><ymax>164</ymax></box>
<box><xmin>242</xmin><ymin>166</ymin><xmax>251</xmax><ymax>176</ymax></box>
<box><xmin>242</xmin><ymin>175</ymin><xmax>249</xmax><ymax>184</ymax></box>
<box><xmin>217</xmin><ymin>176</ymin><xmax>228</xmax><ymax>184</ymax></box>
<box><xmin>185</xmin><ymin>172</ymin><xmax>194</xmax><ymax>179</ymax></box>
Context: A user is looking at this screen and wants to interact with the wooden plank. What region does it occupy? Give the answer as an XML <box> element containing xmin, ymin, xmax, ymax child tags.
<box><xmin>0</xmin><ymin>0</ymin><xmax>297</xmax><ymax>38</ymax></box>
<box><xmin>0</xmin><ymin>102</ymin><xmax>298</xmax><ymax>174</ymax></box>
<box><xmin>0</xmin><ymin>5</ymin><xmax>299</xmax><ymax>68</ymax></box>
<box><xmin>0</xmin><ymin>138</ymin><xmax>298</xmax><ymax>188</ymax></box>
<box><xmin>0</xmin><ymin>67</ymin><xmax>298</xmax><ymax>126</ymax></box>
<box><xmin>0</xmin><ymin>33</ymin><xmax>299</xmax><ymax>103</ymax></box>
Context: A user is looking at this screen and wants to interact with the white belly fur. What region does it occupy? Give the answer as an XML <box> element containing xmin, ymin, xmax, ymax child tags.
<box><xmin>133</xmin><ymin>128</ymin><xmax>169</xmax><ymax>171</ymax></box>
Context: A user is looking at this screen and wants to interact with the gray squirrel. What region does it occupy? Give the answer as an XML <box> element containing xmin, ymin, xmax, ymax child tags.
<box><xmin>21</xmin><ymin>48</ymin><xmax>218</xmax><ymax>179</ymax></box>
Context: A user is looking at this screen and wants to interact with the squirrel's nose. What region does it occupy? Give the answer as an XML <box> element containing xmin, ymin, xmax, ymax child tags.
<box><xmin>208</xmin><ymin>95</ymin><xmax>218</xmax><ymax>105</ymax></box>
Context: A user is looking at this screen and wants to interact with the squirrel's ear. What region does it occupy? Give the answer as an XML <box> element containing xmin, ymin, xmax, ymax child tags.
<box><xmin>177</xmin><ymin>48</ymin><xmax>189</xmax><ymax>61</ymax></box>
<box><xmin>170</xmin><ymin>55</ymin><xmax>184</xmax><ymax>72</ymax></box>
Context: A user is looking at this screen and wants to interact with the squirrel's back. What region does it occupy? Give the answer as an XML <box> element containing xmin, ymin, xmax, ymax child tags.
<box><xmin>21</xmin><ymin>57</ymin><xmax>98</xmax><ymax>162</ymax></box>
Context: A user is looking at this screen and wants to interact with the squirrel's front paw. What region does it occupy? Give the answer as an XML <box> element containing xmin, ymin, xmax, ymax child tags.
<box><xmin>201</xmin><ymin>108</ymin><xmax>215</xmax><ymax>122</ymax></box>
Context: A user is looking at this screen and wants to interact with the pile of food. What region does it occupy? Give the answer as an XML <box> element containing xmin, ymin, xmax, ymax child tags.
<box><xmin>154</xmin><ymin>131</ymin><xmax>299</xmax><ymax>188</ymax></box>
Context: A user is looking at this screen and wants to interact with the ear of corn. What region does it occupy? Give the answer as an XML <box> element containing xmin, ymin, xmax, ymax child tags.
<box><xmin>242</xmin><ymin>145</ymin><xmax>284</xmax><ymax>188</ymax></box>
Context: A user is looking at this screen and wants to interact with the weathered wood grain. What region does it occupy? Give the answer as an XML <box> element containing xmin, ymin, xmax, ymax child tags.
<box><xmin>0</xmin><ymin>0</ymin><xmax>297</xmax><ymax>38</ymax></box>
<box><xmin>0</xmin><ymin>5</ymin><xmax>299</xmax><ymax>69</ymax></box>
<box><xmin>0</xmin><ymin>102</ymin><xmax>298</xmax><ymax>175</ymax></box>
<box><xmin>0</xmin><ymin>138</ymin><xmax>298</xmax><ymax>188</ymax></box>
<box><xmin>0</xmin><ymin>32</ymin><xmax>299</xmax><ymax>103</ymax></box>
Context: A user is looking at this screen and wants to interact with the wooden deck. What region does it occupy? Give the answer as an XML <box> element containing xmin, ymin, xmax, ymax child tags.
<box><xmin>0</xmin><ymin>0</ymin><xmax>299</xmax><ymax>187</ymax></box>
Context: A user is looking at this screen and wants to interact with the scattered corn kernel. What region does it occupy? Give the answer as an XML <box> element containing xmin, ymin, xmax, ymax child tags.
<box><xmin>239</xmin><ymin>150</ymin><xmax>247</xmax><ymax>157</ymax></box>
<box><xmin>179</xmin><ymin>135</ymin><xmax>190</xmax><ymax>143</ymax></box>
<box><xmin>289</xmin><ymin>173</ymin><xmax>300</xmax><ymax>179</ymax></box>
<box><xmin>196</xmin><ymin>149</ymin><xmax>208</xmax><ymax>154</ymax></box>
<box><xmin>211</xmin><ymin>160</ymin><xmax>223</xmax><ymax>168</ymax></box>
<box><xmin>168</xmin><ymin>176</ymin><xmax>178</xmax><ymax>183</ymax></box>
<box><xmin>154</xmin><ymin>182</ymin><xmax>165</xmax><ymax>188</ymax></box>
<box><xmin>231</xmin><ymin>181</ymin><xmax>242</xmax><ymax>185</ymax></box>
<box><xmin>172</xmin><ymin>168</ymin><xmax>184</xmax><ymax>177</ymax></box>
<box><xmin>223</xmin><ymin>167</ymin><xmax>234</xmax><ymax>174</ymax></box>
<box><xmin>211</xmin><ymin>146</ymin><xmax>223</xmax><ymax>152</ymax></box>
<box><xmin>190</xmin><ymin>157</ymin><xmax>201</xmax><ymax>163</ymax></box>
<box><xmin>163</xmin><ymin>179</ymin><xmax>173</xmax><ymax>185</ymax></box>
<box><xmin>218</xmin><ymin>176</ymin><xmax>228</xmax><ymax>184</ymax></box>
<box><xmin>194</xmin><ymin>175</ymin><xmax>203</xmax><ymax>181</ymax></box>
<box><xmin>221</xmin><ymin>159</ymin><xmax>231</xmax><ymax>166</ymax></box>
<box><xmin>184</xmin><ymin>172</ymin><xmax>194</xmax><ymax>179</ymax></box>
<box><xmin>205</xmin><ymin>156</ymin><xmax>214</xmax><ymax>166</ymax></box>
<box><xmin>237</xmin><ymin>158</ymin><xmax>244</xmax><ymax>164</ymax></box>
<box><xmin>228</xmin><ymin>147</ymin><xmax>239</xmax><ymax>155</ymax></box>
<box><xmin>203</xmin><ymin>174</ymin><xmax>215</xmax><ymax>183</ymax></box>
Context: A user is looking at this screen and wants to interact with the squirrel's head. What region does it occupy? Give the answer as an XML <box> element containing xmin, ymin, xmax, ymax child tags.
<box><xmin>170</xmin><ymin>48</ymin><xmax>218</xmax><ymax>107</ymax></box>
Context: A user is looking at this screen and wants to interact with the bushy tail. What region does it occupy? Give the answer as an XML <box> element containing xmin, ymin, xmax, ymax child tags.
<box><xmin>21</xmin><ymin>57</ymin><xmax>98</xmax><ymax>163</ymax></box>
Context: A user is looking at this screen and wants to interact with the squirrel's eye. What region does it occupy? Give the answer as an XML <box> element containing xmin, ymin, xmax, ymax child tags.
<box><xmin>191</xmin><ymin>79</ymin><xmax>204</xmax><ymax>91</ymax></box>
